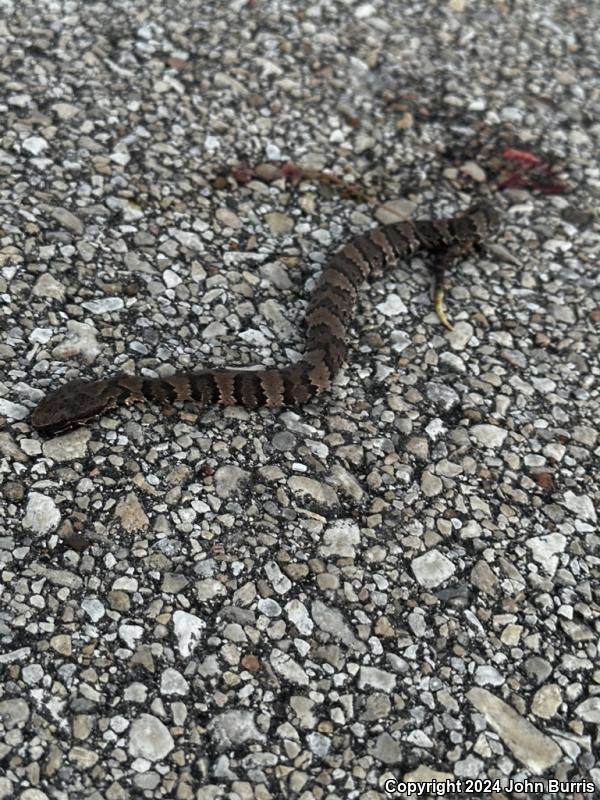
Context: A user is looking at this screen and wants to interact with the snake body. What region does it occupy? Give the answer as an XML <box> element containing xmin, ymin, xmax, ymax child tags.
<box><xmin>32</xmin><ymin>203</ymin><xmax>499</xmax><ymax>435</ymax></box>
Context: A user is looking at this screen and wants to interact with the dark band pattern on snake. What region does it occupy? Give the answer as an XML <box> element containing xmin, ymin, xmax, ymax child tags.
<box><xmin>31</xmin><ymin>202</ymin><xmax>500</xmax><ymax>436</ymax></box>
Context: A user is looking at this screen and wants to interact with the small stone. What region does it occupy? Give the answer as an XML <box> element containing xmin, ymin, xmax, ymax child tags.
<box><xmin>241</xmin><ymin>654</ymin><xmax>260</xmax><ymax>673</ymax></box>
<box><xmin>572</xmin><ymin>425</ymin><xmax>597</xmax><ymax>446</ymax></box>
<box><xmin>311</xmin><ymin>600</ymin><xmax>366</xmax><ymax>652</ymax></box>
<box><xmin>173</xmin><ymin>610</ymin><xmax>205</xmax><ymax>657</ymax></box>
<box><xmin>404</xmin><ymin>765</ymin><xmax>453</xmax><ymax>782</ymax></box>
<box><xmin>50</xmin><ymin>634</ymin><xmax>72</xmax><ymax>656</ymax></box>
<box><xmin>209</xmin><ymin>710</ymin><xmax>264</xmax><ymax>752</ymax></box>
<box><xmin>326</xmin><ymin>463</ymin><xmax>364</xmax><ymax>501</ymax></box>
<box><xmin>358</xmin><ymin>666</ymin><xmax>396</xmax><ymax>692</ymax></box>
<box><xmin>118</xmin><ymin>624</ymin><xmax>144</xmax><ymax>649</ymax></box>
<box><xmin>375</xmin><ymin>199</ymin><xmax>417</xmax><ymax>224</ymax></box>
<box><xmin>355</xmin><ymin>3</ymin><xmax>375</xmax><ymax>19</ymax></box>
<box><xmin>23</xmin><ymin>136</ymin><xmax>48</xmax><ymax>155</ymax></box>
<box><xmin>128</xmin><ymin>714</ymin><xmax>174</xmax><ymax>762</ymax></box>
<box><xmin>161</xmin><ymin>574</ymin><xmax>189</xmax><ymax>594</ymax></box>
<box><xmin>524</xmin><ymin>656</ymin><xmax>552</xmax><ymax>683</ymax></box>
<box><xmin>33</xmin><ymin>273</ymin><xmax>66</xmax><ymax>301</ymax></box>
<box><xmin>124</xmin><ymin>683</ymin><xmax>148</xmax><ymax>704</ymax></box>
<box><xmin>115</xmin><ymin>493</ymin><xmax>149</xmax><ymax>532</ymax></box>
<box><xmin>68</xmin><ymin>746</ymin><xmax>98</xmax><ymax>769</ymax></box>
<box><xmin>81</xmin><ymin>597</ymin><xmax>105</xmax><ymax>622</ymax></box>
<box><xmin>47</xmin><ymin>206</ymin><xmax>84</xmax><ymax>234</ymax></box>
<box><xmin>52</xmin><ymin>102</ymin><xmax>80</xmax><ymax>119</ymax></box>
<box><xmin>130</xmin><ymin>648</ymin><xmax>154</xmax><ymax>676</ymax></box>
<box><xmin>215</xmin><ymin>207</ymin><xmax>242</xmax><ymax>228</ymax></box>
<box><xmin>160</xmin><ymin>668</ymin><xmax>189</xmax><ymax>696</ymax></box>
<box><xmin>421</xmin><ymin>470</ymin><xmax>443</xmax><ymax>497</ymax></box>
<box><xmin>1</xmin><ymin>436</ymin><xmax>29</xmax><ymax>466</ymax></box>
<box><xmin>396</xmin><ymin>111</ymin><xmax>414</xmax><ymax>130</ymax></box>
<box><xmin>532</xmin><ymin>685</ymin><xmax>562</xmax><ymax>719</ymax></box>
<box><xmin>41</xmin><ymin>428</ymin><xmax>90</xmax><ymax>461</ymax></box>
<box><xmin>174</xmin><ymin>229</ymin><xmax>204</xmax><ymax>251</ymax></box>
<box><xmin>307</xmin><ymin>731</ymin><xmax>331</xmax><ymax>756</ymax></box>
<box><xmin>113</xmin><ymin>577</ymin><xmax>138</xmax><ymax>592</ymax></box>
<box><xmin>51</xmin><ymin>321</ymin><xmax>100</xmax><ymax>363</ymax></box>
<box><xmin>162</xmin><ymin>268</ymin><xmax>182</xmax><ymax>288</ymax></box>
<box><xmin>460</xmin><ymin>161</ymin><xmax>487</xmax><ymax>182</ymax></box>
<box><xmin>369</xmin><ymin>732</ymin><xmax>402</xmax><ymax>764</ymax></box>
<box><xmin>257</xmin><ymin>598</ymin><xmax>281</xmax><ymax>617</ymax></box>
<box><xmin>526</xmin><ymin>533</ymin><xmax>566</xmax><ymax>577</ymax></box>
<box><xmin>500</xmin><ymin>624</ymin><xmax>523</xmax><ymax>646</ymax></box>
<box><xmin>374</xmin><ymin>616</ymin><xmax>395</xmax><ymax>637</ymax></box>
<box><xmin>202</xmin><ymin>321</ymin><xmax>227</xmax><ymax>339</ymax></box>
<box><xmin>288</xmin><ymin>476</ymin><xmax>339</xmax><ymax>506</ymax></box>
<box><xmin>270</xmin><ymin>649</ymin><xmax>309</xmax><ymax>685</ymax></box>
<box><xmin>424</xmin><ymin>382</ymin><xmax>460</xmax><ymax>411</ymax></box>
<box><xmin>561</xmin><ymin>491</ymin><xmax>596</xmax><ymax>522</ymax></box>
<box><xmin>467</xmin><ymin>688</ymin><xmax>561</xmax><ymax>773</ymax></box>
<box><xmin>214</xmin><ymin>465</ymin><xmax>250</xmax><ymax>499</ymax></box>
<box><xmin>238</xmin><ymin>328</ymin><xmax>270</xmax><ymax>346</ymax></box>
<box><xmin>574</xmin><ymin>697</ymin><xmax>600</xmax><ymax>723</ymax></box>
<box><xmin>264</xmin><ymin>560</ymin><xmax>292</xmax><ymax>594</ymax></box>
<box><xmin>354</xmin><ymin>134</ymin><xmax>375</xmax><ymax>153</ymax></box>
<box><xmin>447</xmin><ymin>321</ymin><xmax>473</xmax><ymax>350</ymax></box>
<box><xmin>195</xmin><ymin>578</ymin><xmax>227</xmax><ymax>601</ymax></box>
<box><xmin>81</xmin><ymin>297</ymin><xmax>124</xmax><ymax>314</ymax></box>
<box><xmin>214</xmin><ymin>72</ymin><xmax>247</xmax><ymax>96</ymax></box>
<box><xmin>73</xmin><ymin>714</ymin><xmax>94</xmax><ymax>740</ymax></box>
<box><xmin>474</xmin><ymin>666</ymin><xmax>504</xmax><ymax>686</ymax></box>
<box><xmin>470</xmin><ymin>424</ymin><xmax>508</xmax><ymax>448</ymax></box>
<box><xmin>110</xmin><ymin>148</ymin><xmax>130</xmax><ymax>166</ymax></box>
<box><xmin>407</xmin><ymin>730</ymin><xmax>434</xmax><ymax>748</ymax></box>
<box><xmin>285</xmin><ymin>599</ymin><xmax>313</xmax><ymax>635</ymax></box>
<box><xmin>408</xmin><ymin>611</ymin><xmax>426</xmax><ymax>637</ymax></box>
<box><xmin>470</xmin><ymin>560</ymin><xmax>499</xmax><ymax>595</ymax></box>
<box><xmin>376</xmin><ymin>294</ymin><xmax>407</xmax><ymax>317</ymax></box>
<box><xmin>272</xmin><ymin>431</ymin><xmax>295</xmax><ymax>451</ymax></box>
<box><xmin>22</xmin><ymin>492</ymin><xmax>60</xmax><ymax>534</ymax></box>
<box><xmin>411</xmin><ymin>549</ymin><xmax>455</xmax><ymax>588</ymax></box>
<box><xmin>265</xmin><ymin>212</ymin><xmax>294</xmax><ymax>235</ymax></box>
<box><xmin>107</xmin><ymin>591</ymin><xmax>129</xmax><ymax>612</ymax></box>
<box><xmin>8</xmin><ymin>93</ymin><xmax>31</xmax><ymax>107</ymax></box>
<box><xmin>361</xmin><ymin>692</ymin><xmax>392</xmax><ymax>721</ymax></box>
<box><xmin>0</xmin><ymin>399</ymin><xmax>29</xmax><ymax>422</ymax></box>
<box><xmin>319</xmin><ymin>519</ymin><xmax>360</xmax><ymax>558</ymax></box>
<box><xmin>0</xmin><ymin>699</ymin><xmax>29</xmax><ymax>728</ymax></box>
<box><xmin>455</xmin><ymin>753</ymin><xmax>484</xmax><ymax>778</ymax></box>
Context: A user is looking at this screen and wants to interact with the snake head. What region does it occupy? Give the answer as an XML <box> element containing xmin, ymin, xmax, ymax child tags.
<box><xmin>31</xmin><ymin>378</ymin><xmax>118</xmax><ymax>436</ymax></box>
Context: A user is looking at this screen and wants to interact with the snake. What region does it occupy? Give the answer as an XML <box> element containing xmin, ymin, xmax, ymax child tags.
<box><xmin>31</xmin><ymin>202</ymin><xmax>499</xmax><ymax>436</ymax></box>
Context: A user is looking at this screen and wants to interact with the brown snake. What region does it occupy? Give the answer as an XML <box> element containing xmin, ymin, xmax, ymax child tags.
<box><xmin>31</xmin><ymin>203</ymin><xmax>499</xmax><ymax>436</ymax></box>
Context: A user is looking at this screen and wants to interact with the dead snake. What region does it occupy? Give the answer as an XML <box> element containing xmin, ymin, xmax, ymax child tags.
<box><xmin>31</xmin><ymin>202</ymin><xmax>499</xmax><ymax>436</ymax></box>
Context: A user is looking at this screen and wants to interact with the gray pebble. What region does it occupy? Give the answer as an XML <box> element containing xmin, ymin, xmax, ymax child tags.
<box><xmin>128</xmin><ymin>714</ymin><xmax>174</xmax><ymax>761</ymax></box>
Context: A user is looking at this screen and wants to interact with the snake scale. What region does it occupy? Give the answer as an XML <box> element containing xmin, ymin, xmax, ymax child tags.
<box><xmin>31</xmin><ymin>202</ymin><xmax>499</xmax><ymax>436</ymax></box>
